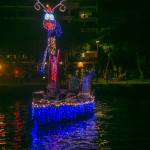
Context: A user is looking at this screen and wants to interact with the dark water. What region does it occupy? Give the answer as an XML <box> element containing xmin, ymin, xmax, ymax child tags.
<box><xmin>0</xmin><ymin>85</ymin><xmax>150</xmax><ymax>150</ymax></box>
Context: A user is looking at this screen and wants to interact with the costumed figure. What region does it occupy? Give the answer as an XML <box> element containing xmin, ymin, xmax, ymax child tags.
<box><xmin>47</xmin><ymin>81</ymin><xmax>57</xmax><ymax>98</ymax></box>
<box><xmin>82</xmin><ymin>68</ymin><xmax>94</xmax><ymax>94</ymax></box>
<box><xmin>67</xmin><ymin>74</ymin><xmax>81</xmax><ymax>97</ymax></box>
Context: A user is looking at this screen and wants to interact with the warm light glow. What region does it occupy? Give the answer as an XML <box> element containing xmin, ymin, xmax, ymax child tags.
<box><xmin>0</xmin><ymin>114</ymin><xmax>6</xmax><ymax>144</ymax></box>
<box><xmin>77</xmin><ymin>62</ymin><xmax>83</xmax><ymax>68</ymax></box>
<box><xmin>0</xmin><ymin>64</ymin><xmax>2</xmax><ymax>70</ymax></box>
<box><xmin>59</xmin><ymin>61</ymin><xmax>63</xmax><ymax>65</ymax></box>
<box><xmin>49</xmin><ymin>37</ymin><xmax>56</xmax><ymax>55</ymax></box>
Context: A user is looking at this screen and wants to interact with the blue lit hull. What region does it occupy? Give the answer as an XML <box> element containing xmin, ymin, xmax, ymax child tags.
<box><xmin>32</xmin><ymin>99</ymin><xmax>95</xmax><ymax>125</ymax></box>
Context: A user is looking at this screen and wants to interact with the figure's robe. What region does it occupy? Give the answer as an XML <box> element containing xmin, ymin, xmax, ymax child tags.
<box><xmin>68</xmin><ymin>76</ymin><xmax>80</xmax><ymax>94</ymax></box>
<box><xmin>82</xmin><ymin>69</ymin><xmax>94</xmax><ymax>93</ymax></box>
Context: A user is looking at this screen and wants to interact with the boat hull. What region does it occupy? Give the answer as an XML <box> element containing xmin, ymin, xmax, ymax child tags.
<box><xmin>32</xmin><ymin>101</ymin><xmax>95</xmax><ymax>125</ymax></box>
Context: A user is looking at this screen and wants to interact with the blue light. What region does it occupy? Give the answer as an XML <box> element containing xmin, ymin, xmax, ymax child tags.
<box><xmin>55</xmin><ymin>22</ymin><xmax>62</xmax><ymax>37</ymax></box>
<box><xmin>40</xmin><ymin>47</ymin><xmax>47</xmax><ymax>73</ymax></box>
<box><xmin>31</xmin><ymin>115</ymin><xmax>98</xmax><ymax>149</ymax></box>
<box><xmin>32</xmin><ymin>101</ymin><xmax>95</xmax><ymax>125</ymax></box>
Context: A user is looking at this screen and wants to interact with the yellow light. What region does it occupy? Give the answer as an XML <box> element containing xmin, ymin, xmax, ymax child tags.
<box><xmin>80</xmin><ymin>13</ymin><xmax>85</xmax><ymax>18</ymax></box>
<box><xmin>77</xmin><ymin>62</ymin><xmax>83</xmax><ymax>68</ymax></box>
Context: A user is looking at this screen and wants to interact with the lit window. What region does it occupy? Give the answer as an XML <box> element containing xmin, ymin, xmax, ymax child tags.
<box><xmin>7</xmin><ymin>54</ymin><xmax>10</xmax><ymax>58</ymax></box>
<box><xmin>81</xmin><ymin>13</ymin><xmax>85</xmax><ymax>18</ymax></box>
<box><xmin>80</xmin><ymin>12</ymin><xmax>92</xmax><ymax>19</ymax></box>
<box><xmin>81</xmin><ymin>53</ymin><xmax>85</xmax><ymax>58</ymax></box>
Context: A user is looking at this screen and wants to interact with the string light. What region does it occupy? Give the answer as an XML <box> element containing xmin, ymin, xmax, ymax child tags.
<box><xmin>33</xmin><ymin>0</ymin><xmax>95</xmax><ymax>125</ymax></box>
<box><xmin>35</xmin><ymin>0</ymin><xmax>64</xmax><ymax>78</ymax></box>
<box><xmin>32</xmin><ymin>92</ymin><xmax>95</xmax><ymax>125</ymax></box>
<box><xmin>31</xmin><ymin>114</ymin><xmax>98</xmax><ymax>149</ymax></box>
<box><xmin>40</xmin><ymin>47</ymin><xmax>48</xmax><ymax>73</ymax></box>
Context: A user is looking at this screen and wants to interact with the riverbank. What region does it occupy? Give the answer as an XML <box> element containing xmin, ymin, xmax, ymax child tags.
<box><xmin>0</xmin><ymin>78</ymin><xmax>150</xmax><ymax>87</ymax></box>
<box><xmin>0</xmin><ymin>79</ymin><xmax>149</xmax><ymax>99</ymax></box>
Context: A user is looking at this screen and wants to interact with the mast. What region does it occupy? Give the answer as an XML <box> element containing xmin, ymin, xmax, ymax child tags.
<box><xmin>34</xmin><ymin>0</ymin><xmax>67</xmax><ymax>85</ymax></box>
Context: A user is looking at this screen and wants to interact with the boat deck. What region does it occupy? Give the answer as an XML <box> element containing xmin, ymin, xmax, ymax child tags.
<box><xmin>32</xmin><ymin>91</ymin><xmax>95</xmax><ymax>107</ymax></box>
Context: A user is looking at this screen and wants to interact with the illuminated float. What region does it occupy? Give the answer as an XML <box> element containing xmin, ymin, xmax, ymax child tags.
<box><xmin>32</xmin><ymin>0</ymin><xmax>95</xmax><ymax>125</ymax></box>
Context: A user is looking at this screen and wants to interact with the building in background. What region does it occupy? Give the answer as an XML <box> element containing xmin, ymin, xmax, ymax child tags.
<box><xmin>0</xmin><ymin>0</ymin><xmax>112</xmax><ymax>79</ymax></box>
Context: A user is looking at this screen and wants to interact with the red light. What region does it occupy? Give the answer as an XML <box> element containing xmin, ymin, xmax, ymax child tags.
<box><xmin>46</xmin><ymin>22</ymin><xmax>53</xmax><ymax>28</ymax></box>
<box><xmin>46</xmin><ymin>5</ymin><xmax>51</xmax><ymax>11</ymax></box>
<box><xmin>15</xmin><ymin>70</ymin><xmax>19</xmax><ymax>75</ymax></box>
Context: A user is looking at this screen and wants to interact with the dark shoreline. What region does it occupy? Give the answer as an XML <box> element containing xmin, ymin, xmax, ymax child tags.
<box><xmin>0</xmin><ymin>84</ymin><xmax>149</xmax><ymax>99</ymax></box>
<box><xmin>0</xmin><ymin>84</ymin><xmax>46</xmax><ymax>99</ymax></box>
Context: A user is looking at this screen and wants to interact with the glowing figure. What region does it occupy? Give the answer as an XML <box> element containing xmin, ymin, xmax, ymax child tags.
<box><xmin>34</xmin><ymin>0</ymin><xmax>67</xmax><ymax>84</ymax></box>
<box><xmin>82</xmin><ymin>68</ymin><xmax>95</xmax><ymax>93</ymax></box>
<box><xmin>32</xmin><ymin>1</ymin><xmax>95</xmax><ymax>126</ymax></box>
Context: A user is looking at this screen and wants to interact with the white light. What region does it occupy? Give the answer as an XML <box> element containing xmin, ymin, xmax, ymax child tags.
<box><xmin>45</xmin><ymin>13</ymin><xmax>50</xmax><ymax>20</ymax></box>
<box><xmin>44</xmin><ymin>13</ymin><xmax>55</xmax><ymax>21</ymax></box>
<box><xmin>81</xmin><ymin>53</ymin><xmax>85</xmax><ymax>58</ymax></box>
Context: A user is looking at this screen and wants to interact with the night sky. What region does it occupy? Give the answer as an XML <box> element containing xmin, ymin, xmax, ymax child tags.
<box><xmin>0</xmin><ymin>0</ymin><xmax>149</xmax><ymax>57</ymax></box>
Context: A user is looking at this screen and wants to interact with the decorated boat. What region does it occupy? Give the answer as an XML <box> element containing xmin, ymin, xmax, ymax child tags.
<box><xmin>32</xmin><ymin>0</ymin><xmax>95</xmax><ymax>125</ymax></box>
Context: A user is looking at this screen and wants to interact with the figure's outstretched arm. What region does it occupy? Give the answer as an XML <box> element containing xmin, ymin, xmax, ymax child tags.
<box><xmin>88</xmin><ymin>68</ymin><xmax>94</xmax><ymax>82</ymax></box>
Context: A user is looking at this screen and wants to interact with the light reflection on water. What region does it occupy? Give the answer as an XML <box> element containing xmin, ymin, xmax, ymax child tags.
<box><xmin>0</xmin><ymin>114</ymin><xmax>6</xmax><ymax>145</ymax></box>
<box><xmin>0</xmin><ymin>101</ymin><xmax>30</xmax><ymax>149</ymax></box>
<box><xmin>29</xmin><ymin>100</ymin><xmax>112</xmax><ymax>149</ymax></box>
<box><xmin>1</xmin><ymin>85</ymin><xmax>150</xmax><ymax>149</ymax></box>
<box><xmin>0</xmin><ymin>99</ymin><xmax>111</xmax><ymax>149</ymax></box>
<box><xmin>31</xmin><ymin>116</ymin><xmax>98</xmax><ymax>149</ymax></box>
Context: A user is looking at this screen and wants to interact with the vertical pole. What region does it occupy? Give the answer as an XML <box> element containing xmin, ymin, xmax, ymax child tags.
<box><xmin>97</xmin><ymin>43</ymin><xmax>98</xmax><ymax>56</ymax></box>
<box><xmin>95</xmin><ymin>40</ymin><xmax>100</xmax><ymax>81</ymax></box>
<box><xmin>96</xmin><ymin>41</ymin><xmax>99</xmax><ymax>59</ymax></box>
<box><xmin>96</xmin><ymin>40</ymin><xmax>99</xmax><ymax>66</ymax></box>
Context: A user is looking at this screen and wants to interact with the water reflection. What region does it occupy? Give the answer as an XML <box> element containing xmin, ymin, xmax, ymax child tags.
<box><xmin>0</xmin><ymin>97</ymin><xmax>112</xmax><ymax>149</ymax></box>
<box><xmin>0</xmin><ymin>114</ymin><xmax>6</xmax><ymax>145</ymax></box>
<box><xmin>11</xmin><ymin>102</ymin><xmax>25</xmax><ymax>149</ymax></box>
<box><xmin>0</xmin><ymin>101</ymin><xmax>26</xmax><ymax>149</ymax></box>
<box><xmin>30</xmin><ymin>101</ymin><xmax>112</xmax><ymax>149</ymax></box>
<box><xmin>95</xmin><ymin>101</ymin><xmax>112</xmax><ymax>149</ymax></box>
<box><xmin>31</xmin><ymin>116</ymin><xmax>98</xmax><ymax>149</ymax></box>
